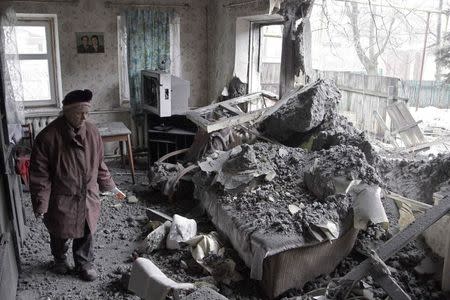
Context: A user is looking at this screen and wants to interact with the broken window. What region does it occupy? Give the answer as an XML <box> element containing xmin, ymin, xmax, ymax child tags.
<box><xmin>260</xmin><ymin>24</ymin><xmax>283</xmax><ymax>95</ymax></box>
<box><xmin>249</xmin><ymin>23</ymin><xmax>283</xmax><ymax>95</ymax></box>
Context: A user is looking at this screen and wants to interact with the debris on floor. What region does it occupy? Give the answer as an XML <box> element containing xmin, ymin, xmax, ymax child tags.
<box><xmin>128</xmin><ymin>257</ymin><xmax>195</xmax><ymax>300</ymax></box>
<box><xmin>145</xmin><ymin>79</ymin><xmax>450</xmax><ymax>299</ymax></box>
<box><xmin>181</xmin><ymin>286</ymin><xmax>228</xmax><ymax>300</ymax></box>
<box><xmin>166</xmin><ymin>214</ymin><xmax>197</xmax><ymax>250</ymax></box>
<box><xmin>16</xmin><ymin>79</ymin><xmax>450</xmax><ymax>300</ymax></box>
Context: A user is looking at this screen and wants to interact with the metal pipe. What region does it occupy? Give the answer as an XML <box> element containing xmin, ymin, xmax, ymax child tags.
<box><xmin>105</xmin><ymin>1</ymin><xmax>190</xmax><ymax>9</ymax></box>
<box><xmin>223</xmin><ymin>0</ymin><xmax>259</xmax><ymax>8</ymax></box>
<box><xmin>416</xmin><ymin>11</ymin><xmax>431</xmax><ymax>112</ymax></box>
<box><xmin>3</xmin><ymin>0</ymin><xmax>77</xmax><ymax>3</ymax></box>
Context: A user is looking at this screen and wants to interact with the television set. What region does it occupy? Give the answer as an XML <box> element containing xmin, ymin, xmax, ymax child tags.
<box><xmin>141</xmin><ymin>70</ymin><xmax>190</xmax><ymax>117</ymax></box>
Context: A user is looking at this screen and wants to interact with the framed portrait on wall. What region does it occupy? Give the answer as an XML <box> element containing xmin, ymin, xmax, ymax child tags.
<box><xmin>76</xmin><ymin>32</ymin><xmax>105</xmax><ymax>53</ymax></box>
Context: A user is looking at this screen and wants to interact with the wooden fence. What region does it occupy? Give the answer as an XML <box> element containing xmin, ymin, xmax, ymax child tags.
<box><xmin>399</xmin><ymin>80</ymin><xmax>450</xmax><ymax>109</ymax></box>
<box><xmin>310</xmin><ymin>70</ymin><xmax>401</xmax><ymax>137</ymax></box>
<box><xmin>310</xmin><ymin>70</ymin><xmax>450</xmax><ymax>137</ymax></box>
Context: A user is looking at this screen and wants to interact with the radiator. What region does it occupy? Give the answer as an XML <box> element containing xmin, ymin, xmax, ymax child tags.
<box><xmin>131</xmin><ymin>118</ymin><xmax>146</xmax><ymax>149</ymax></box>
<box><xmin>26</xmin><ymin>115</ymin><xmax>57</xmax><ymax>137</ymax></box>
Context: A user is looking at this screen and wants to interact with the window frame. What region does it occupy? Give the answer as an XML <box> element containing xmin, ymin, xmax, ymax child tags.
<box><xmin>16</xmin><ymin>14</ymin><xmax>62</xmax><ymax>108</ymax></box>
<box><xmin>248</xmin><ymin>21</ymin><xmax>284</xmax><ymax>94</ymax></box>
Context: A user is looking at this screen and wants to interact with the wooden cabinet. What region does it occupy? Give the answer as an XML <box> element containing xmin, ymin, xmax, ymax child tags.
<box><xmin>145</xmin><ymin>112</ymin><xmax>196</xmax><ymax>166</ymax></box>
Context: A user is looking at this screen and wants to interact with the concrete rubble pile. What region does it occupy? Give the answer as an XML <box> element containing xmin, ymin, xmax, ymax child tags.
<box><xmin>262</xmin><ymin>79</ymin><xmax>378</xmax><ymax>164</ymax></box>
<box><xmin>191</xmin><ymin>80</ymin><xmax>387</xmax><ymax>243</ymax></box>
<box><xmin>142</xmin><ymin>79</ymin><xmax>447</xmax><ymax>299</ymax></box>
<box><xmin>380</xmin><ymin>153</ymin><xmax>450</xmax><ymax>204</ymax></box>
<box><xmin>193</xmin><ymin>143</ymin><xmax>386</xmax><ymax>242</ymax></box>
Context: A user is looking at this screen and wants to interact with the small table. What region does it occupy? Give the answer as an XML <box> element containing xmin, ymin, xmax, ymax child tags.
<box><xmin>97</xmin><ymin>122</ymin><xmax>135</xmax><ymax>184</ymax></box>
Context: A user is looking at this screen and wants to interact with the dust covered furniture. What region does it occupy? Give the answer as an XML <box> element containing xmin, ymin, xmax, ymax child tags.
<box><xmin>145</xmin><ymin>113</ymin><xmax>197</xmax><ymax>165</ymax></box>
<box><xmin>97</xmin><ymin>122</ymin><xmax>135</xmax><ymax>184</ymax></box>
<box><xmin>195</xmin><ymin>186</ymin><xmax>359</xmax><ymax>299</ymax></box>
<box><xmin>186</xmin><ymin>92</ymin><xmax>277</xmax><ymax>133</ymax></box>
<box><xmin>148</xmin><ymin>127</ymin><xmax>195</xmax><ymax>165</ymax></box>
<box><xmin>191</xmin><ymin>143</ymin><xmax>382</xmax><ymax>299</ymax></box>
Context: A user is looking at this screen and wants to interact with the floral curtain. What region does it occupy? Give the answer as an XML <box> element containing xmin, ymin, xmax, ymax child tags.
<box><xmin>122</xmin><ymin>9</ymin><xmax>174</xmax><ymax>113</ymax></box>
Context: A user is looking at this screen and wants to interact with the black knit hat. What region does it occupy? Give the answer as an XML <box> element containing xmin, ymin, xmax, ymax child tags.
<box><xmin>62</xmin><ymin>89</ymin><xmax>93</xmax><ymax>105</ymax></box>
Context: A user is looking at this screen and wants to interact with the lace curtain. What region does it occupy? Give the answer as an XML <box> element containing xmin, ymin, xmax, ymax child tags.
<box><xmin>0</xmin><ymin>7</ymin><xmax>25</xmax><ymax>130</ymax></box>
<box><xmin>118</xmin><ymin>15</ymin><xmax>130</xmax><ymax>103</ymax></box>
<box><xmin>169</xmin><ymin>14</ymin><xmax>181</xmax><ymax>78</ymax></box>
<box><xmin>120</xmin><ymin>9</ymin><xmax>176</xmax><ymax>113</ymax></box>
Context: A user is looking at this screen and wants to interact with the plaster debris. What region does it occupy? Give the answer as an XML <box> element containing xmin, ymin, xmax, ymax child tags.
<box><xmin>127</xmin><ymin>195</ymin><xmax>139</xmax><ymax>203</ymax></box>
<box><xmin>182</xmin><ymin>287</ymin><xmax>229</xmax><ymax>300</ymax></box>
<box><xmin>138</xmin><ymin>221</ymin><xmax>172</xmax><ymax>254</ymax></box>
<box><xmin>166</xmin><ymin>215</ymin><xmax>198</xmax><ymax>250</ymax></box>
<box><xmin>304</xmin><ymin>145</ymin><xmax>382</xmax><ymax>200</ymax></box>
<box><xmin>195</xmin><ymin>142</ymin><xmax>384</xmax><ymax>243</ymax></box>
<box><xmin>262</xmin><ymin>79</ymin><xmax>340</xmax><ymax>141</ymax></box>
<box><xmin>198</xmin><ymin>144</ymin><xmax>275</xmax><ymax>192</ymax></box>
<box><xmin>380</xmin><ymin>153</ymin><xmax>450</xmax><ymax>204</ymax></box>
<box><xmin>261</xmin><ymin>79</ymin><xmax>378</xmax><ymax>165</ymax></box>
<box><xmin>227</xmin><ymin>76</ymin><xmax>247</xmax><ymax>99</ymax></box>
<box><xmin>352</xmin><ymin>184</ymin><xmax>389</xmax><ymax>230</ymax></box>
<box><xmin>312</xmin><ymin>113</ymin><xmax>379</xmax><ymax>165</ymax></box>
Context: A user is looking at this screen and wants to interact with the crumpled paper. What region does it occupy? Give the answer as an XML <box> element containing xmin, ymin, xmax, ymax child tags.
<box><xmin>351</xmin><ymin>183</ymin><xmax>389</xmax><ymax>230</ymax></box>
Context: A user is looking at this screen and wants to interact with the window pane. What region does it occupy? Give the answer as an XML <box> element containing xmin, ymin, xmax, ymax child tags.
<box><xmin>20</xmin><ymin>59</ymin><xmax>51</xmax><ymax>101</ymax></box>
<box><xmin>16</xmin><ymin>26</ymin><xmax>47</xmax><ymax>54</ymax></box>
<box><xmin>260</xmin><ymin>24</ymin><xmax>283</xmax><ymax>95</ymax></box>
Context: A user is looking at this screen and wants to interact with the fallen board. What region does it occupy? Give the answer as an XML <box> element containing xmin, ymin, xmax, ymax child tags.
<box><xmin>186</xmin><ymin>92</ymin><xmax>277</xmax><ymax>133</ymax></box>
<box><xmin>339</xmin><ymin>196</ymin><xmax>450</xmax><ymax>298</ymax></box>
<box><xmin>386</xmin><ymin>102</ymin><xmax>426</xmax><ymax>148</ymax></box>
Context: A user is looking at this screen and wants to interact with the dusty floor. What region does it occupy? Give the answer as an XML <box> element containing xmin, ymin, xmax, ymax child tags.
<box><xmin>15</xmin><ymin>159</ymin><xmax>263</xmax><ymax>300</ymax></box>
<box><xmin>17</xmin><ymin>160</ymin><xmax>150</xmax><ymax>300</ymax></box>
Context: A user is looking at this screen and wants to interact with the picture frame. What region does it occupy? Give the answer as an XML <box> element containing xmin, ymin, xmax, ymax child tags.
<box><xmin>76</xmin><ymin>32</ymin><xmax>105</xmax><ymax>54</ymax></box>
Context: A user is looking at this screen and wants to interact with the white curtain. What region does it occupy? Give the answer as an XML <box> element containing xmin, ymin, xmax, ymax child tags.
<box><xmin>169</xmin><ymin>14</ymin><xmax>181</xmax><ymax>77</ymax></box>
<box><xmin>0</xmin><ymin>7</ymin><xmax>25</xmax><ymax>127</ymax></box>
<box><xmin>118</xmin><ymin>15</ymin><xmax>130</xmax><ymax>103</ymax></box>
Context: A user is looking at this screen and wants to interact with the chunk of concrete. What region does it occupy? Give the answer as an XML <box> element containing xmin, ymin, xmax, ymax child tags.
<box><xmin>262</xmin><ymin>79</ymin><xmax>341</xmax><ymax>143</ymax></box>
<box><xmin>127</xmin><ymin>195</ymin><xmax>139</xmax><ymax>203</ymax></box>
<box><xmin>166</xmin><ymin>214</ymin><xmax>197</xmax><ymax>250</ymax></box>
<box><xmin>138</xmin><ymin>221</ymin><xmax>172</xmax><ymax>254</ymax></box>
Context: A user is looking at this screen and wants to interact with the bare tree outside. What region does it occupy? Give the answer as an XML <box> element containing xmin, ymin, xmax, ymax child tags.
<box><xmin>436</xmin><ymin>4</ymin><xmax>450</xmax><ymax>83</ymax></box>
<box><xmin>436</xmin><ymin>29</ymin><xmax>450</xmax><ymax>82</ymax></box>
<box><xmin>312</xmin><ymin>0</ymin><xmax>445</xmax><ymax>80</ymax></box>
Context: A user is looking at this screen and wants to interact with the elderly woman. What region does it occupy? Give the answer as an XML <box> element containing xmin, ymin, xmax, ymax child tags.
<box><xmin>30</xmin><ymin>89</ymin><xmax>125</xmax><ymax>281</ymax></box>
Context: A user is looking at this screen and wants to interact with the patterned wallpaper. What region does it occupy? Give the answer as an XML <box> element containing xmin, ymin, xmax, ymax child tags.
<box><xmin>207</xmin><ymin>0</ymin><xmax>270</xmax><ymax>102</ymax></box>
<box><xmin>1</xmin><ymin>0</ymin><xmax>209</xmax><ymax>111</ymax></box>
